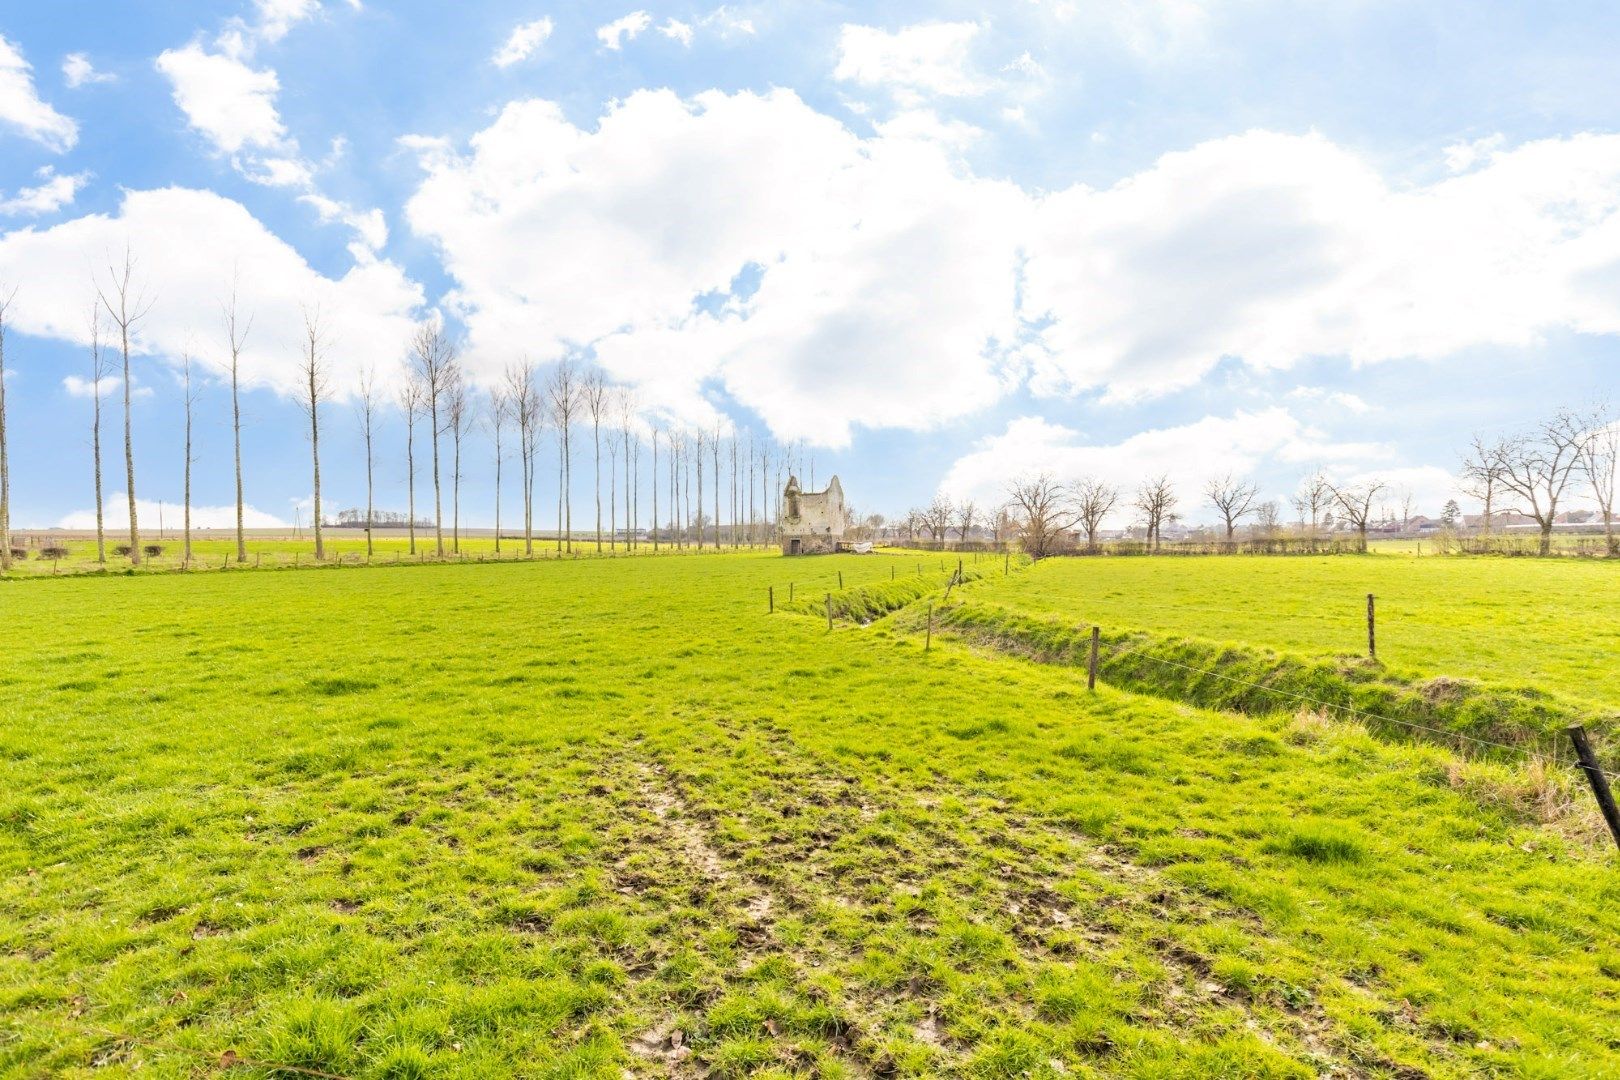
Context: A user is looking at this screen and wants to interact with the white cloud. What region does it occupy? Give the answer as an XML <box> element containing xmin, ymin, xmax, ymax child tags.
<box><xmin>0</xmin><ymin>34</ymin><xmax>78</xmax><ymax>151</ymax></box>
<box><xmin>834</xmin><ymin>22</ymin><xmax>988</xmax><ymax>100</ymax></box>
<box><xmin>1288</xmin><ymin>386</ymin><xmax>1373</xmax><ymax>414</ymax></box>
<box><xmin>0</xmin><ymin>187</ymin><xmax>423</xmax><ymax>402</ymax></box>
<box><xmin>254</xmin><ymin>0</ymin><xmax>323</xmax><ymax>43</ymax></box>
<box><xmin>0</xmin><ymin>167</ymin><xmax>87</xmax><ymax>216</ymax></box>
<box><xmin>493</xmin><ymin>17</ymin><xmax>554</xmax><ymax>68</ymax></box>
<box><xmin>701</xmin><ymin>6</ymin><xmax>756</xmax><ymax>36</ymax></box>
<box><xmin>1022</xmin><ymin>130</ymin><xmax>1620</xmax><ymax>402</ymax></box>
<box><xmin>660</xmin><ymin>18</ymin><xmax>695</xmax><ymax>46</ymax></box>
<box><xmin>402</xmin><ymin>89</ymin><xmax>1028</xmax><ymax>445</ymax></box>
<box><xmin>597</xmin><ymin>11</ymin><xmax>652</xmax><ymax>50</ymax></box>
<box><xmin>61</xmin><ymin>53</ymin><xmax>115</xmax><ymax>88</ymax></box>
<box><xmin>63</xmin><ymin>373</ymin><xmax>153</xmax><ymax>400</ymax></box>
<box><xmin>59</xmin><ymin>496</ymin><xmax>289</xmax><ymax>530</ymax></box>
<box><xmin>940</xmin><ymin>409</ymin><xmax>1389</xmax><ymax>524</ymax></box>
<box><xmin>156</xmin><ymin>42</ymin><xmax>286</xmax><ymax>154</ymax></box>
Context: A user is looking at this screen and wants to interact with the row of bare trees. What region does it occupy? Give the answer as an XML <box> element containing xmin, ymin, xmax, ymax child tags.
<box><xmin>1461</xmin><ymin>406</ymin><xmax>1618</xmax><ymax>556</ymax></box>
<box><xmin>0</xmin><ymin>263</ymin><xmax>823</xmax><ymax>566</ymax></box>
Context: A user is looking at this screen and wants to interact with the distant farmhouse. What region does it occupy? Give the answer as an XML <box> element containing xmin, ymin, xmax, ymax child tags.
<box><xmin>778</xmin><ymin>475</ymin><xmax>849</xmax><ymax>555</ymax></box>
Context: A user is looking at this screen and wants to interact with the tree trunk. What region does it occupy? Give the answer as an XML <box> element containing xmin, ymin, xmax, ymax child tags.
<box><xmin>594</xmin><ymin>418</ymin><xmax>602</xmax><ymax>552</ymax></box>
<box><xmin>494</xmin><ymin>428</ymin><xmax>502</xmax><ymax>555</ymax></box>
<box><xmin>309</xmin><ymin>367</ymin><xmax>324</xmax><ymax>561</ymax></box>
<box><xmin>430</xmin><ymin>396</ymin><xmax>443</xmax><ymax>556</ymax></box>
<box><xmin>120</xmin><ymin>323</ymin><xmax>140</xmax><ymax>566</ymax></box>
<box><xmin>0</xmin><ymin>324</ymin><xmax>9</xmax><ymax>574</ymax></box>
<box><xmin>232</xmin><ymin>362</ymin><xmax>245</xmax><ymax>561</ymax></box>
<box><xmin>183</xmin><ymin>382</ymin><xmax>193</xmax><ymax>566</ymax></box>
<box><xmin>365</xmin><ymin>423</ymin><xmax>374</xmax><ymax>557</ymax></box>
<box><xmin>1540</xmin><ymin>522</ymin><xmax>1553</xmax><ymax>557</ymax></box>
<box><xmin>406</xmin><ymin>416</ymin><xmax>416</xmax><ymax>555</ymax></box>
<box><xmin>452</xmin><ymin>431</ymin><xmax>461</xmax><ymax>555</ymax></box>
<box><xmin>652</xmin><ymin>432</ymin><xmax>659</xmax><ymax>552</ymax></box>
<box><xmin>93</xmin><ymin>372</ymin><xmax>105</xmax><ymax>563</ymax></box>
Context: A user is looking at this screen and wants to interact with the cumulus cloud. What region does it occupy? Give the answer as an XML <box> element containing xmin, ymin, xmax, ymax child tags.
<box><xmin>0</xmin><ymin>167</ymin><xmax>87</xmax><ymax>217</ymax></box>
<box><xmin>253</xmin><ymin>0</ymin><xmax>323</xmax><ymax>43</ymax></box>
<box><xmin>939</xmin><ymin>409</ymin><xmax>1390</xmax><ymax>524</ymax></box>
<box><xmin>660</xmin><ymin>18</ymin><xmax>695</xmax><ymax>46</ymax></box>
<box><xmin>63</xmin><ymin>373</ymin><xmax>153</xmax><ymax>399</ymax></box>
<box><xmin>59</xmin><ymin>496</ymin><xmax>289</xmax><ymax>530</ymax></box>
<box><xmin>597</xmin><ymin>11</ymin><xmax>652</xmax><ymax>50</ymax></box>
<box><xmin>156</xmin><ymin>42</ymin><xmax>286</xmax><ymax>154</ymax></box>
<box><xmin>400</xmin><ymin>92</ymin><xmax>1620</xmax><ymax>448</ymax></box>
<box><xmin>402</xmin><ymin>89</ymin><xmax>1028</xmax><ymax>444</ymax></box>
<box><xmin>61</xmin><ymin>53</ymin><xmax>115</xmax><ymax>88</ymax></box>
<box><xmin>0</xmin><ymin>187</ymin><xmax>423</xmax><ymax>401</ymax></box>
<box><xmin>493</xmin><ymin>17</ymin><xmax>554</xmax><ymax>68</ymax></box>
<box><xmin>834</xmin><ymin>22</ymin><xmax>988</xmax><ymax>100</ymax></box>
<box><xmin>0</xmin><ymin>34</ymin><xmax>78</xmax><ymax>151</ymax></box>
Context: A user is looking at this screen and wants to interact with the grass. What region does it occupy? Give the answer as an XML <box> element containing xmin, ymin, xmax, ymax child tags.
<box><xmin>1</xmin><ymin>550</ymin><xmax>1618</xmax><ymax>1077</ymax></box>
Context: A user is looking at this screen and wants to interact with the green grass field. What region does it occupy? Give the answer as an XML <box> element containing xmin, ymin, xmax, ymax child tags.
<box><xmin>3</xmin><ymin>551</ymin><xmax>1618</xmax><ymax>1078</ymax></box>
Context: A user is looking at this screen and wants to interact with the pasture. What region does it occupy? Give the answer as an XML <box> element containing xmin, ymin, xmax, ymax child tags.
<box><xmin>2</xmin><ymin>550</ymin><xmax>1618</xmax><ymax>1078</ymax></box>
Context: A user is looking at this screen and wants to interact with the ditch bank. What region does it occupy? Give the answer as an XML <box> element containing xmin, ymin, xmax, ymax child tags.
<box><xmin>781</xmin><ymin>568</ymin><xmax>985</xmax><ymax>623</ymax></box>
<box><xmin>915</xmin><ymin>600</ymin><xmax>1616</xmax><ymax>768</ymax></box>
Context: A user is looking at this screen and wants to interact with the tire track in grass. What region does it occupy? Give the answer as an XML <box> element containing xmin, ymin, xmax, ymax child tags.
<box><xmin>730</xmin><ymin>718</ymin><xmax>1452</xmax><ymax>1078</ymax></box>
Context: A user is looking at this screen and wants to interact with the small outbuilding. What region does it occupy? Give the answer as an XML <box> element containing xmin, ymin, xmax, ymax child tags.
<box><xmin>779</xmin><ymin>475</ymin><xmax>849</xmax><ymax>555</ymax></box>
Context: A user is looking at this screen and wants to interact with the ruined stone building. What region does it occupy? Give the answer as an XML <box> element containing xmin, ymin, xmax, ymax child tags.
<box><xmin>778</xmin><ymin>475</ymin><xmax>848</xmax><ymax>555</ymax></box>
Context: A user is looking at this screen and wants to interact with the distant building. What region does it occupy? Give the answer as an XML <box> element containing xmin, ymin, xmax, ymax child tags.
<box><xmin>779</xmin><ymin>475</ymin><xmax>849</xmax><ymax>555</ymax></box>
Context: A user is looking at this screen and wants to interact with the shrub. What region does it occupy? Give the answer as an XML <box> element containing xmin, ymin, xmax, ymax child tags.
<box><xmin>142</xmin><ymin>544</ymin><xmax>164</xmax><ymax>557</ymax></box>
<box><xmin>38</xmin><ymin>546</ymin><xmax>69</xmax><ymax>559</ymax></box>
<box><xmin>7</xmin><ymin>547</ymin><xmax>25</xmax><ymax>561</ymax></box>
<box><xmin>113</xmin><ymin>544</ymin><xmax>133</xmax><ymax>556</ymax></box>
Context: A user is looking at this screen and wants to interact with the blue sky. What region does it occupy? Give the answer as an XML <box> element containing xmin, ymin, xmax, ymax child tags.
<box><xmin>2</xmin><ymin>0</ymin><xmax>1618</xmax><ymax>531</ymax></box>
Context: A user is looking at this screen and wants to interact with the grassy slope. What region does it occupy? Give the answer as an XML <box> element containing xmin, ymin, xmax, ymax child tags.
<box><xmin>0</xmin><ymin>553</ymin><xmax>1616</xmax><ymax>1078</ymax></box>
<box><xmin>970</xmin><ymin>554</ymin><xmax>1620</xmax><ymax>709</ymax></box>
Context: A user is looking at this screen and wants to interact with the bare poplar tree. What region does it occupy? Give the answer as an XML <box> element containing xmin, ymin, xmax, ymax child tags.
<box><xmin>410</xmin><ymin>323</ymin><xmax>459</xmax><ymax>555</ymax></box>
<box><xmin>222</xmin><ymin>277</ymin><xmax>252</xmax><ymax>562</ymax></box>
<box><xmin>0</xmin><ymin>286</ymin><xmax>14</xmax><ymax>572</ymax></box>
<box><xmin>1494</xmin><ymin>410</ymin><xmax>1591</xmax><ymax>556</ymax></box>
<box><xmin>1006</xmin><ymin>474</ymin><xmax>1079</xmax><ymax>560</ymax></box>
<box><xmin>181</xmin><ymin>348</ymin><xmax>199</xmax><ymax>566</ymax></box>
<box><xmin>1578</xmin><ymin>404</ymin><xmax>1618</xmax><ymax>555</ymax></box>
<box><xmin>504</xmin><ymin>362</ymin><xmax>542</xmax><ymax>555</ymax></box>
<box><xmin>1134</xmin><ymin>476</ymin><xmax>1177</xmax><ymax>552</ymax></box>
<box><xmin>356</xmin><ymin>365</ymin><xmax>379</xmax><ymax>557</ymax></box>
<box><xmin>582</xmin><ymin>367</ymin><xmax>608</xmax><ymax>552</ymax></box>
<box><xmin>487</xmin><ymin>383</ymin><xmax>510</xmax><ymax>556</ymax></box>
<box><xmin>87</xmin><ymin>304</ymin><xmax>112</xmax><ymax>562</ymax></box>
<box><xmin>1206</xmin><ymin>473</ymin><xmax>1260</xmax><ymax>539</ymax></box>
<box><xmin>618</xmin><ymin>390</ymin><xmax>636</xmax><ymax>551</ymax></box>
<box><xmin>1072</xmin><ymin>477</ymin><xmax>1119</xmax><ymax>549</ymax></box>
<box><xmin>607</xmin><ymin>404</ymin><xmax>620</xmax><ymax>551</ymax></box>
<box><xmin>695</xmin><ymin>429</ymin><xmax>705</xmax><ymax>549</ymax></box>
<box><xmin>447</xmin><ymin>371</ymin><xmax>469</xmax><ymax>554</ymax></box>
<box><xmin>712</xmin><ymin>424</ymin><xmax>721</xmax><ymax>549</ymax></box>
<box><xmin>546</xmin><ymin>359</ymin><xmax>578</xmax><ymax>552</ymax></box>
<box><xmin>730</xmin><ymin>434</ymin><xmax>739</xmax><ymax>549</ymax></box>
<box><xmin>651</xmin><ymin>425</ymin><xmax>660</xmax><ymax>551</ymax></box>
<box><xmin>97</xmin><ymin>249</ymin><xmax>155</xmax><ymax>565</ymax></box>
<box><xmin>399</xmin><ymin>379</ymin><xmax>423</xmax><ymax>555</ymax></box>
<box><xmin>298</xmin><ymin>306</ymin><xmax>329</xmax><ymax>561</ymax></box>
<box><xmin>1328</xmin><ymin>479</ymin><xmax>1387</xmax><ymax>550</ymax></box>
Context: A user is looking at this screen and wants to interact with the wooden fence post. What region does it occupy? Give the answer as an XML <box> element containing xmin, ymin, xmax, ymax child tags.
<box><xmin>891</xmin><ymin>565</ymin><xmax>895</xmax><ymax>581</ymax></box>
<box><xmin>1367</xmin><ymin>593</ymin><xmax>1377</xmax><ymax>660</ymax></box>
<box><xmin>925</xmin><ymin>603</ymin><xmax>934</xmax><ymax>652</ymax></box>
<box><xmin>839</xmin><ymin>570</ymin><xmax>844</xmax><ymax>589</ymax></box>
<box><xmin>1568</xmin><ymin>725</ymin><xmax>1620</xmax><ymax>851</ymax></box>
<box><xmin>825</xmin><ymin>593</ymin><xmax>834</xmax><ymax>632</ymax></box>
<box><xmin>1004</xmin><ymin>552</ymin><xmax>1009</xmax><ymax>576</ymax></box>
<box><xmin>768</xmin><ymin>585</ymin><xmax>774</xmax><ymax>613</ymax></box>
<box><xmin>957</xmin><ymin>558</ymin><xmax>963</xmax><ymax>581</ymax></box>
<box><xmin>1088</xmin><ymin>626</ymin><xmax>1101</xmax><ymax>691</ymax></box>
<box><xmin>789</xmin><ymin>582</ymin><xmax>795</xmax><ymax>603</ymax></box>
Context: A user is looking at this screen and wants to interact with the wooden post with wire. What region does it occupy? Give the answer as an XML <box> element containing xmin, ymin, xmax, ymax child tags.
<box><xmin>1004</xmin><ymin>552</ymin><xmax>1009</xmax><ymax>576</ymax></box>
<box><xmin>925</xmin><ymin>602</ymin><xmax>934</xmax><ymax>652</ymax></box>
<box><xmin>1568</xmin><ymin>725</ymin><xmax>1620</xmax><ymax>851</ymax></box>
<box><xmin>1366</xmin><ymin>593</ymin><xmax>1377</xmax><ymax>661</ymax></box>
<box><xmin>768</xmin><ymin>585</ymin><xmax>774</xmax><ymax>614</ymax></box>
<box><xmin>825</xmin><ymin>593</ymin><xmax>833</xmax><ymax>632</ymax></box>
<box><xmin>1087</xmin><ymin>626</ymin><xmax>1101</xmax><ymax>691</ymax></box>
<box><xmin>838</xmin><ymin>570</ymin><xmax>844</xmax><ymax>589</ymax></box>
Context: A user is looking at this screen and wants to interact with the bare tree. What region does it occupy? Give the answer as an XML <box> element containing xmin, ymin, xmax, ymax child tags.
<box><xmin>713</xmin><ymin>424</ymin><xmax>722</xmax><ymax>549</ymax></box>
<box><xmin>487</xmin><ymin>384</ymin><xmax>510</xmax><ymax>556</ymax></box>
<box><xmin>651</xmin><ymin>425</ymin><xmax>660</xmax><ymax>551</ymax></box>
<box><xmin>1206</xmin><ymin>473</ymin><xmax>1260</xmax><ymax>540</ymax></box>
<box><xmin>1072</xmin><ymin>477</ymin><xmax>1118</xmax><ymax>549</ymax></box>
<box><xmin>695</xmin><ymin>429</ymin><xmax>705</xmax><ymax>549</ymax></box>
<box><xmin>87</xmin><ymin>303</ymin><xmax>112</xmax><ymax>562</ymax></box>
<box><xmin>97</xmin><ymin>249</ymin><xmax>155</xmax><ymax>565</ymax></box>
<box><xmin>1134</xmin><ymin>476</ymin><xmax>1177</xmax><ymax>552</ymax></box>
<box><xmin>356</xmin><ymin>366</ymin><xmax>379</xmax><ymax>557</ymax></box>
<box><xmin>222</xmin><ymin>276</ymin><xmax>252</xmax><ymax>562</ymax></box>
<box><xmin>399</xmin><ymin>379</ymin><xmax>423</xmax><ymax>555</ymax></box>
<box><xmin>1328</xmin><ymin>479</ymin><xmax>1387</xmax><ymax>550</ymax></box>
<box><xmin>181</xmin><ymin>347</ymin><xmax>199</xmax><ymax>565</ymax></box>
<box><xmin>298</xmin><ymin>306</ymin><xmax>329</xmax><ymax>561</ymax></box>
<box><xmin>922</xmin><ymin>494</ymin><xmax>953</xmax><ymax>542</ymax></box>
<box><xmin>0</xmin><ymin>286</ymin><xmax>14</xmax><ymax>571</ymax></box>
<box><xmin>1461</xmin><ymin>435</ymin><xmax>1507</xmax><ymax>535</ymax></box>
<box><xmin>1254</xmin><ymin>500</ymin><xmax>1282</xmax><ymax>538</ymax></box>
<box><xmin>504</xmin><ymin>361</ymin><xmax>542</xmax><ymax>556</ymax></box>
<box><xmin>618</xmin><ymin>390</ymin><xmax>636</xmax><ymax>551</ymax></box>
<box><xmin>546</xmin><ymin>359</ymin><xmax>578</xmax><ymax>552</ymax></box>
<box><xmin>955</xmin><ymin>499</ymin><xmax>978</xmax><ymax>545</ymax></box>
<box><xmin>1398</xmin><ymin>490</ymin><xmax>1416</xmax><ymax>533</ymax></box>
<box><xmin>581</xmin><ymin>368</ymin><xmax>608</xmax><ymax>552</ymax></box>
<box><xmin>1290</xmin><ymin>472</ymin><xmax>1332</xmax><ymax>535</ymax></box>
<box><xmin>447</xmin><ymin>372</ymin><xmax>469</xmax><ymax>554</ymax></box>
<box><xmin>1578</xmin><ymin>404</ymin><xmax>1618</xmax><ymax>556</ymax></box>
<box><xmin>1494</xmin><ymin>410</ymin><xmax>1591</xmax><ymax>556</ymax></box>
<box><xmin>1006</xmin><ymin>475</ymin><xmax>1079</xmax><ymax>559</ymax></box>
<box><xmin>410</xmin><ymin>323</ymin><xmax>459</xmax><ymax>556</ymax></box>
